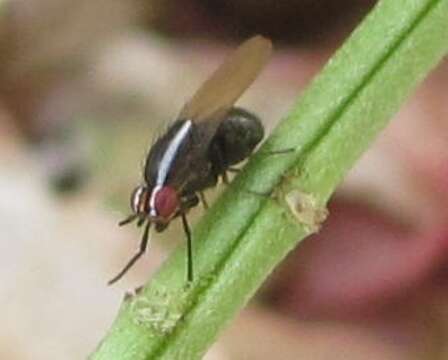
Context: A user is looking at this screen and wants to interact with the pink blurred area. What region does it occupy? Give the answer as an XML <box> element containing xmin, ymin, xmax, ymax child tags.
<box><xmin>1</xmin><ymin>0</ymin><xmax>447</xmax><ymax>359</ymax></box>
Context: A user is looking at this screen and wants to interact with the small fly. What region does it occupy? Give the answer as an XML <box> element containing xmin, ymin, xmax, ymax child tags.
<box><xmin>109</xmin><ymin>35</ymin><xmax>272</xmax><ymax>285</ymax></box>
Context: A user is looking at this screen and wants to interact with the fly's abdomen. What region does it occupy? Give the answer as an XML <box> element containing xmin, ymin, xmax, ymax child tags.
<box><xmin>209</xmin><ymin>107</ymin><xmax>264</xmax><ymax>172</ymax></box>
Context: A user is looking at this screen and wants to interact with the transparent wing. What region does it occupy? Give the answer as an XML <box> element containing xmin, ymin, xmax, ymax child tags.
<box><xmin>179</xmin><ymin>35</ymin><xmax>272</xmax><ymax>123</ymax></box>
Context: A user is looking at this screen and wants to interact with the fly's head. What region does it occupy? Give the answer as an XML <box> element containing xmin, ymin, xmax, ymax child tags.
<box><xmin>111</xmin><ymin>183</ymin><xmax>180</xmax><ymax>285</ymax></box>
<box><xmin>127</xmin><ymin>184</ymin><xmax>180</xmax><ymax>230</ymax></box>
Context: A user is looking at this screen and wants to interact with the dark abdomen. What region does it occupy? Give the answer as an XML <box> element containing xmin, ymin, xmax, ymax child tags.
<box><xmin>208</xmin><ymin>107</ymin><xmax>264</xmax><ymax>175</ymax></box>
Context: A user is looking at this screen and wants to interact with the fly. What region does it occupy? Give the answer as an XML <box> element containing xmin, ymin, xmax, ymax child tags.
<box><xmin>109</xmin><ymin>35</ymin><xmax>272</xmax><ymax>285</ymax></box>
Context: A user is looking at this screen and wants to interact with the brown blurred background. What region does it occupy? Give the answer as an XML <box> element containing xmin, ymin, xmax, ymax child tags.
<box><xmin>1</xmin><ymin>0</ymin><xmax>448</xmax><ymax>359</ymax></box>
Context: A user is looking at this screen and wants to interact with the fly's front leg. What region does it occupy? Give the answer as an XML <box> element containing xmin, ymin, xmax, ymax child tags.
<box><xmin>108</xmin><ymin>221</ymin><xmax>151</xmax><ymax>285</ymax></box>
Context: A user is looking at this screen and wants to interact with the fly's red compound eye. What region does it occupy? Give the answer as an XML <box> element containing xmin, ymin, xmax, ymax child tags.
<box><xmin>154</xmin><ymin>186</ymin><xmax>179</xmax><ymax>218</ymax></box>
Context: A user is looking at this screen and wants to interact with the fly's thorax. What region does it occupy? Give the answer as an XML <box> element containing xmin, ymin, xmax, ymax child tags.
<box><xmin>144</xmin><ymin>119</ymin><xmax>194</xmax><ymax>188</ymax></box>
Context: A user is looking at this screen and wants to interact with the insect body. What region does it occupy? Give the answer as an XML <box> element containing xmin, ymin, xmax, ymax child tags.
<box><xmin>109</xmin><ymin>35</ymin><xmax>272</xmax><ymax>285</ymax></box>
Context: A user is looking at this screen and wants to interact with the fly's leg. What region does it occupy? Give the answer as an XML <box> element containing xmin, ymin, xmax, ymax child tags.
<box><xmin>227</xmin><ymin>167</ymin><xmax>241</xmax><ymax>174</ymax></box>
<box><xmin>108</xmin><ymin>222</ymin><xmax>151</xmax><ymax>285</ymax></box>
<box><xmin>222</xmin><ymin>171</ymin><xmax>230</xmax><ymax>185</ymax></box>
<box><xmin>260</xmin><ymin>148</ymin><xmax>295</xmax><ymax>156</ymax></box>
<box><xmin>180</xmin><ymin>193</ymin><xmax>200</xmax><ymax>209</ymax></box>
<box><xmin>178</xmin><ymin>193</ymin><xmax>200</xmax><ymax>283</ymax></box>
<box><xmin>137</xmin><ymin>217</ymin><xmax>146</xmax><ymax>227</ymax></box>
<box><xmin>181</xmin><ymin>213</ymin><xmax>194</xmax><ymax>283</ymax></box>
<box><xmin>118</xmin><ymin>213</ymin><xmax>139</xmax><ymax>226</ymax></box>
<box><xmin>199</xmin><ymin>191</ymin><xmax>209</xmax><ymax>209</ymax></box>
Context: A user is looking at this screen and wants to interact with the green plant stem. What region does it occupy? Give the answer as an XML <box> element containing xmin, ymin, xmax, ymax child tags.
<box><xmin>92</xmin><ymin>0</ymin><xmax>448</xmax><ymax>358</ymax></box>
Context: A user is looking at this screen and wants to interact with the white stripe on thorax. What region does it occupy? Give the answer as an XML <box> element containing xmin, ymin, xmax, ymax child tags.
<box><xmin>156</xmin><ymin>120</ymin><xmax>192</xmax><ymax>185</ymax></box>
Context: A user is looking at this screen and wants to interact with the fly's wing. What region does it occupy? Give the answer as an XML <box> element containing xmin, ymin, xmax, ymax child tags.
<box><xmin>158</xmin><ymin>36</ymin><xmax>272</xmax><ymax>191</ymax></box>
<box><xmin>179</xmin><ymin>35</ymin><xmax>272</xmax><ymax>126</ymax></box>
